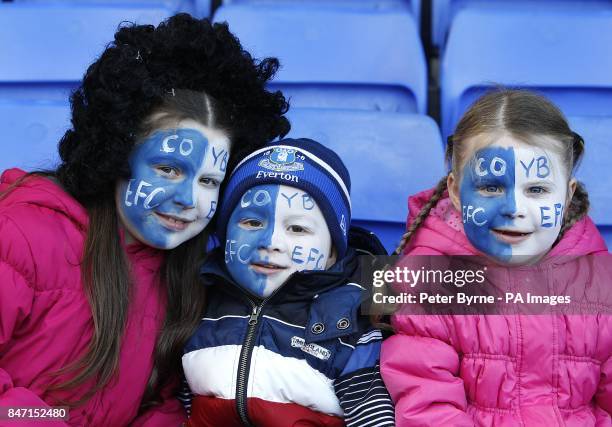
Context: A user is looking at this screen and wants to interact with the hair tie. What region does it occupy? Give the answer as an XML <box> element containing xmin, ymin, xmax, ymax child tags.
<box><xmin>571</xmin><ymin>131</ymin><xmax>584</xmax><ymax>147</ymax></box>
<box><xmin>445</xmin><ymin>134</ymin><xmax>455</xmax><ymax>170</ymax></box>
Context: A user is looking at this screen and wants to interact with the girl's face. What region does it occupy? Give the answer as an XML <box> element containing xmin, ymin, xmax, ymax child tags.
<box><xmin>116</xmin><ymin>119</ymin><xmax>230</xmax><ymax>249</ymax></box>
<box><xmin>450</xmin><ymin>134</ymin><xmax>574</xmax><ymax>264</ymax></box>
<box><xmin>224</xmin><ymin>184</ymin><xmax>335</xmax><ymax>298</ymax></box>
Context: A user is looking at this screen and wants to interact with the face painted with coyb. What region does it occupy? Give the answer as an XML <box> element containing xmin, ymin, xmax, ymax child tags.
<box><xmin>459</xmin><ymin>137</ymin><xmax>569</xmax><ymax>264</ymax></box>
<box><xmin>225</xmin><ymin>184</ymin><xmax>335</xmax><ymax>298</ymax></box>
<box><xmin>116</xmin><ymin>119</ymin><xmax>230</xmax><ymax>249</ymax></box>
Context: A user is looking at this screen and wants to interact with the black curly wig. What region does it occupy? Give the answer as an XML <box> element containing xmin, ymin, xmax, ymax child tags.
<box><xmin>56</xmin><ymin>13</ymin><xmax>289</xmax><ymax>203</ymax></box>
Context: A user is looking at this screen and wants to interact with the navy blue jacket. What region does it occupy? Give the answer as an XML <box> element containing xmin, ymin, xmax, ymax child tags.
<box><xmin>181</xmin><ymin>227</ymin><xmax>395</xmax><ymax>427</ymax></box>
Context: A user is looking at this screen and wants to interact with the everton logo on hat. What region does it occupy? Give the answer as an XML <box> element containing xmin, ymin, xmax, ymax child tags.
<box><xmin>271</xmin><ymin>147</ymin><xmax>295</xmax><ymax>164</ymax></box>
<box><xmin>258</xmin><ymin>147</ymin><xmax>304</xmax><ymax>172</ymax></box>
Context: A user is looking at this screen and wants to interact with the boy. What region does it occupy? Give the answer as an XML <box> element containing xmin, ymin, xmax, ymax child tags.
<box><xmin>182</xmin><ymin>138</ymin><xmax>394</xmax><ymax>427</ymax></box>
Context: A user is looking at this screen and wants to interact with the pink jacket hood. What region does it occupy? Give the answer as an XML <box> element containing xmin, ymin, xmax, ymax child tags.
<box><xmin>381</xmin><ymin>188</ymin><xmax>612</xmax><ymax>427</ymax></box>
<box><xmin>0</xmin><ymin>167</ymin><xmax>89</xmax><ymax>235</ymax></box>
<box><xmin>0</xmin><ymin>169</ymin><xmax>185</xmax><ymax>426</ymax></box>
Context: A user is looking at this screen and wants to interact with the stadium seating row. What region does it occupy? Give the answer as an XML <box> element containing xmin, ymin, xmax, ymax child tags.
<box><xmin>213</xmin><ymin>3</ymin><xmax>427</xmax><ymax>114</ymax></box>
<box><xmin>6</xmin><ymin>2</ymin><xmax>612</xmax><ymax>130</ymax></box>
<box><xmin>432</xmin><ymin>0</ymin><xmax>612</xmax><ymax>50</ymax></box>
<box><xmin>1</xmin><ymin>0</ymin><xmax>211</xmax><ymax>18</ymax></box>
<box><xmin>441</xmin><ymin>7</ymin><xmax>612</xmax><ymax>136</ymax></box>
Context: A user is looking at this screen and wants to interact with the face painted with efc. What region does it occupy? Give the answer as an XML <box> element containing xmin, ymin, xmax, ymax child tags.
<box><xmin>459</xmin><ymin>136</ymin><xmax>569</xmax><ymax>264</ymax></box>
<box><xmin>116</xmin><ymin>119</ymin><xmax>230</xmax><ymax>249</ymax></box>
<box><xmin>225</xmin><ymin>184</ymin><xmax>335</xmax><ymax>298</ymax></box>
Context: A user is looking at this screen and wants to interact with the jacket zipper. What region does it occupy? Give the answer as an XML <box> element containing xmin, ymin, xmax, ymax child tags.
<box><xmin>233</xmin><ymin>276</ymin><xmax>296</xmax><ymax>426</ymax></box>
<box><xmin>235</xmin><ymin>300</ymin><xmax>264</xmax><ymax>426</ymax></box>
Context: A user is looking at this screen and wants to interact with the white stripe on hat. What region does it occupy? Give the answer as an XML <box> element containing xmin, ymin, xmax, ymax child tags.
<box><xmin>232</xmin><ymin>144</ymin><xmax>352</xmax><ymax>210</ymax></box>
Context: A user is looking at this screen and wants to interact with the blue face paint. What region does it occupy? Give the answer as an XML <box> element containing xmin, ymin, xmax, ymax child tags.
<box><xmin>225</xmin><ymin>184</ymin><xmax>280</xmax><ymax>296</ymax></box>
<box><xmin>460</xmin><ymin>146</ymin><xmax>516</xmax><ymax>261</ymax></box>
<box><xmin>225</xmin><ymin>184</ymin><xmax>334</xmax><ymax>298</ymax></box>
<box><xmin>459</xmin><ymin>140</ymin><xmax>569</xmax><ymax>265</ymax></box>
<box><xmin>117</xmin><ymin>125</ymin><xmax>229</xmax><ymax>249</ymax></box>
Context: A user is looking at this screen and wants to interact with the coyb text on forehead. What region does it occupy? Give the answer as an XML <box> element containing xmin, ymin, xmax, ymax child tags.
<box><xmin>452</xmin><ymin>132</ymin><xmax>571</xmax><ymax>179</ymax></box>
<box><xmin>460</xmin><ymin>139</ymin><xmax>568</xmax><ymax>264</ymax></box>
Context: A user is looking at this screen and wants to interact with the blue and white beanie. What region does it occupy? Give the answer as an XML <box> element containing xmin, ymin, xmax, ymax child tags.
<box><xmin>218</xmin><ymin>138</ymin><xmax>352</xmax><ymax>258</ymax></box>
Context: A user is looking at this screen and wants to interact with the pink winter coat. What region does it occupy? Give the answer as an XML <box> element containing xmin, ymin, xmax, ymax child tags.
<box><xmin>0</xmin><ymin>169</ymin><xmax>186</xmax><ymax>426</ymax></box>
<box><xmin>381</xmin><ymin>188</ymin><xmax>612</xmax><ymax>426</ymax></box>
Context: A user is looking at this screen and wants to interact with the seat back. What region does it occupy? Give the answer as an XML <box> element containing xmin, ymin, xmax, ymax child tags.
<box><xmin>286</xmin><ymin>108</ymin><xmax>445</xmax><ymax>252</ymax></box>
<box><xmin>568</xmin><ymin>115</ymin><xmax>612</xmax><ymax>250</ymax></box>
<box><xmin>441</xmin><ymin>7</ymin><xmax>612</xmax><ymax>137</ymax></box>
<box><xmin>214</xmin><ymin>4</ymin><xmax>427</xmax><ymax>113</ymax></box>
<box><xmin>432</xmin><ymin>0</ymin><xmax>612</xmax><ymax>51</ymax></box>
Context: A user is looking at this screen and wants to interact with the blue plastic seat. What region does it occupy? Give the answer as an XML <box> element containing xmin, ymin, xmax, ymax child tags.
<box><xmin>221</xmin><ymin>0</ymin><xmax>420</xmax><ymax>27</ymax></box>
<box><xmin>0</xmin><ymin>104</ymin><xmax>70</xmax><ymax>173</ymax></box>
<box><xmin>0</xmin><ymin>4</ymin><xmax>171</xmax><ymax>173</ymax></box>
<box><xmin>567</xmin><ymin>116</ymin><xmax>612</xmax><ymax>250</ymax></box>
<box><xmin>5</xmin><ymin>1</ymin><xmax>209</xmax><ymax>17</ymax></box>
<box><xmin>432</xmin><ymin>0</ymin><xmax>612</xmax><ymax>51</ymax></box>
<box><xmin>285</xmin><ymin>108</ymin><xmax>445</xmax><ymax>253</ymax></box>
<box><xmin>441</xmin><ymin>7</ymin><xmax>612</xmax><ymax>138</ymax></box>
<box><xmin>1</xmin><ymin>4</ymin><xmax>172</xmax><ymax>82</ymax></box>
<box><xmin>214</xmin><ymin>4</ymin><xmax>427</xmax><ymax>113</ymax></box>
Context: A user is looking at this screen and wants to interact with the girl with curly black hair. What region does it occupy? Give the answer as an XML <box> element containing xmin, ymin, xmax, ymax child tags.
<box><xmin>0</xmin><ymin>13</ymin><xmax>289</xmax><ymax>426</ymax></box>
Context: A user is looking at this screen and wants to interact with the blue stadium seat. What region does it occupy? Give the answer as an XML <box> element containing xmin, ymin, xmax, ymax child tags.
<box><xmin>193</xmin><ymin>0</ymin><xmax>213</xmax><ymax>16</ymax></box>
<box><xmin>432</xmin><ymin>0</ymin><xmax>612</xmax><ymax>51</ymax></box>
<box><xmin>0</xmin><ymin>103</ymin><xmax>69</xmax><ymax>173</ymax></box>
<box><xmin>214</xmin><ymin>4</ymin><xmax>427</xmax><ymax>113</ymax></box>
<box><xmin>285</xmin><ymin>108</ymin><xmax>445</xmax><ymax>253</ymax></box>
<box><xmin>221</xmin><ymin>0</ymin><xmax>420</xmax><ymax>28</ymax></box>
<box><xmin>5</xmin><ymin>1</ymin><xmax>209</xmax><ymax>17</ymax></box>
<box><xmin>440</xmin><ymin>7</ymin><xmax>612</xmax><ymax>138</ymax></box>
<box><xmin>568</xmin><ymin>116</ymin><xmax>612</xmax><ymax>250</ymax></box>
<box><xmin>0</xmin><ymin>4</ymin><xmax>170</xmax><ymax>173</ymax></box>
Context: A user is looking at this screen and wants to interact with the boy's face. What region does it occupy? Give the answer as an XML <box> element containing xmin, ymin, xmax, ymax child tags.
<box><xmin>225</xmin><ymin>184</ymin><xmax>335</xmax><ymax>298</ymax></box>
<box><xmin>116</xmin><ymin>119</ymin><xmax>230</xmax><ymax>249</ymax></box>
<box><xmin>456</xmin><ymin>135</ymin><xmax>569</xmax><ymax>264</ymax></box>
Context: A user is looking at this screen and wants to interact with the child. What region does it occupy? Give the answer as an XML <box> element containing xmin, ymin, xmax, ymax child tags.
<box><xmin>381</xmin><ymin>89</ymin><xmax>612</xmax><ymax>426</ymax></box>
<box><xmin>0</xmin><ymin>15</ymin><xmax>289</xmax><ymax>426</ymax></box>
<box><xmin>182</xmin><ymin>138</ymin><xmax>395</xmax><ymax>427</ymax></box>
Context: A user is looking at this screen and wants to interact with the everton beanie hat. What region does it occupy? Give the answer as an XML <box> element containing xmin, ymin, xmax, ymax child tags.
<box><xmin>218</xmin><ymin>138</ymin><xmax>352</xmax><ymax>258</ymax></box>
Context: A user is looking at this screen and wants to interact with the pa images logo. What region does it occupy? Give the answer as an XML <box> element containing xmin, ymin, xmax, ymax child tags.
<box><xmin>259</xmin><ymin>147</ymin><xmax>305</xmax><ymax>172</ymax></box>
